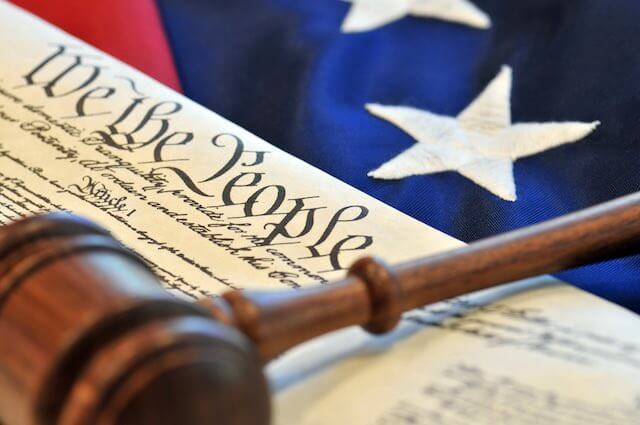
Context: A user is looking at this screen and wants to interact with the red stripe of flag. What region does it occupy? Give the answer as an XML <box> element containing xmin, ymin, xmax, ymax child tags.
<box><xmin>10</xmin><ymin>0</ymin><xmax>182</xmax><ymax>92</ymax></box>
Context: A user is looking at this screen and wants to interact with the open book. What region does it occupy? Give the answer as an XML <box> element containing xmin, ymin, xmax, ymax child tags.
<box><xmin>0</xmin><ymin>2</ymin><xmax>638</xmax><ymax>423</ymax></box>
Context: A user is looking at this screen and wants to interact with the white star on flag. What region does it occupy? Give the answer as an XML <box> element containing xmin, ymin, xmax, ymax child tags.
<box><xmin>367</xmin><ymin>66</ymin><xmax>600</xmax><ymax>201</ymax></box>
<box><xmin>341</xmin><ymin>0</ymin><xmax>491</xmax><ymax>33</ymax></box>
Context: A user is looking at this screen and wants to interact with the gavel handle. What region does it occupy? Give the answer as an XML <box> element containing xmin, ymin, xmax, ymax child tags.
<box><xmin>199</xmin><ymin>192</ymin><xmax>640</xmax><ymax>362</ymax></box>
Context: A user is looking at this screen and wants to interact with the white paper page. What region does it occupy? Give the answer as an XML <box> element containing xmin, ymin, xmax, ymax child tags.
<box><xmin>271</xmin><ymin>277</ymin><xmax>640</xmax><ymax>424</ymax></box>
<box><xmin>0</xmin><ymin>3</ymin><xmax>638</xmax><ymax>424</ymax></box>
<box><xmin>0</xmin><ymin>1</ymin><xmax>462</xmax><ymax>299</ymax></box>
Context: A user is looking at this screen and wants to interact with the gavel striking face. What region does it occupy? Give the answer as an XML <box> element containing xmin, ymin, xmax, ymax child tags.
<box><xmin>0</xmin><ymin>214</ymin><xmax>270</xmax><ymax>425</ymax></box>
<box><xmin>1</xmin><ymin>192</ymin><xmax>640</xmax><ymax>425</ymax></box>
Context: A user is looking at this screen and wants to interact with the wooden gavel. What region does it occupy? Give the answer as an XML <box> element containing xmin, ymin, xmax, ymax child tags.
<box><xmin>1</xmin><ymin>193</ymin><xmax>640</xmax><ymax>425</ymax></box>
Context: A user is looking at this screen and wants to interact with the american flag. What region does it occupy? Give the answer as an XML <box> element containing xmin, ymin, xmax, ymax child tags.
<box><xmin>11</xmin><ymin>0</ymin><xmax>640</xmax><ymax>313</ymax></box>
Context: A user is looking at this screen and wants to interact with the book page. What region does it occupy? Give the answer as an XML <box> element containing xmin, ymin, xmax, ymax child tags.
<box><xmin>0</xmin><ymin>2</ymin><xmax>638</xmax><ymax>423</ymax></box>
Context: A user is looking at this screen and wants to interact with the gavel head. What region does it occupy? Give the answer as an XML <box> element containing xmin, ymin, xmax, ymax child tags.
<box><xmin>0</xmin><ymin>214</ymin><xmax>270</xmax><ymax>425</ymax></box>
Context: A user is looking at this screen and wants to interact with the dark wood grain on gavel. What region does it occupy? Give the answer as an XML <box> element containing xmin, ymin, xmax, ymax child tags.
<box><xmin>1</xmin><ymin>192</ymin><xmax>640</xmax><ymax>425</ymax></box>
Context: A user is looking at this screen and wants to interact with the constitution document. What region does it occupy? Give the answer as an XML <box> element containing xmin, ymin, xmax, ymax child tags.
<box><xmin>0</xmin><ymin>2</ymin><xmax>638</xmax><ymax>423</ymax></box>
